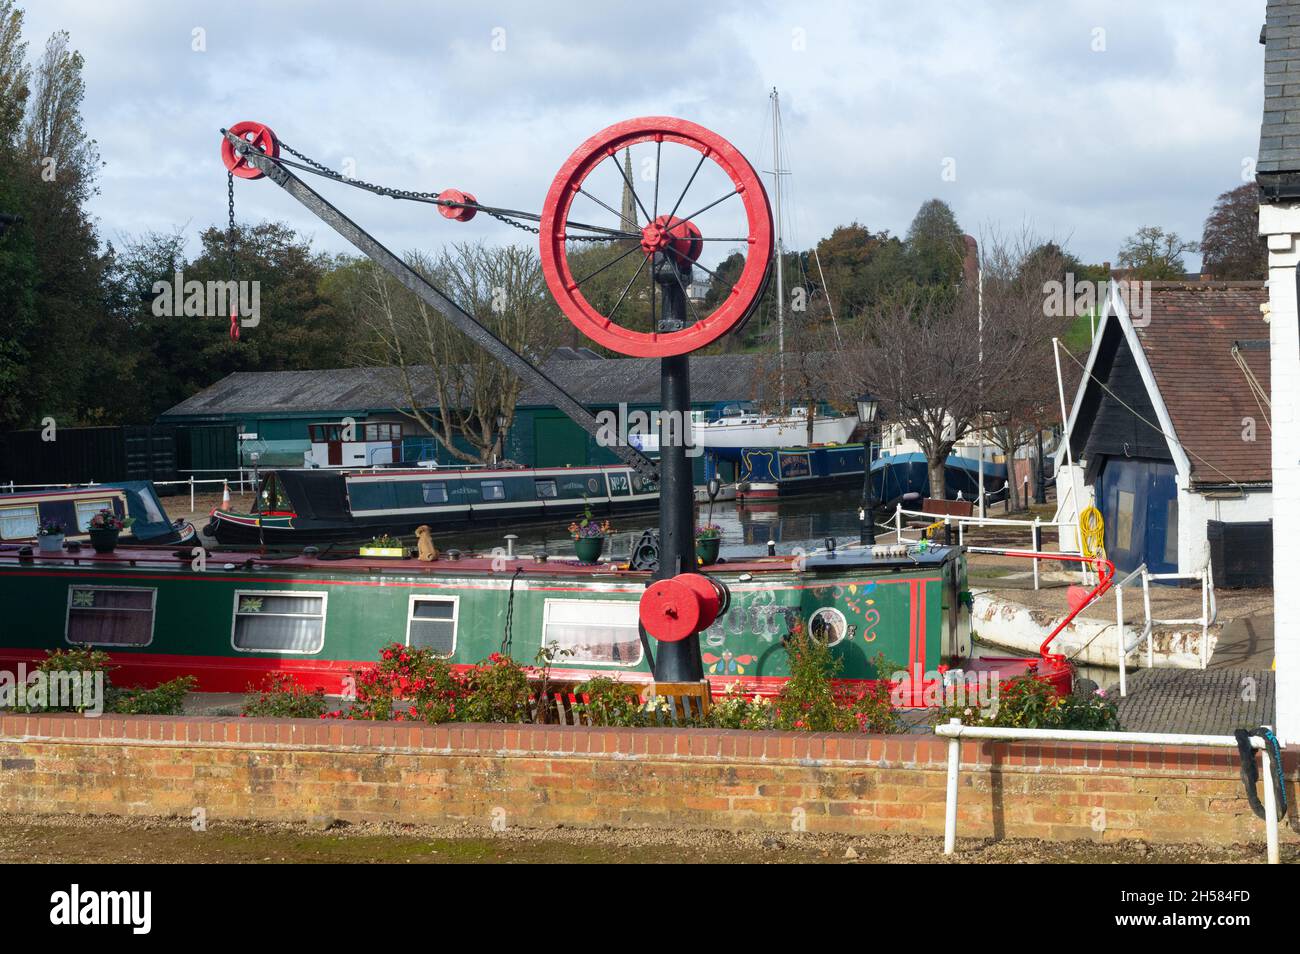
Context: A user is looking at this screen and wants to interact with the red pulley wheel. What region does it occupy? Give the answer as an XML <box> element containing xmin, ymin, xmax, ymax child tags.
<box><xmin>221</xmin><ymin>121</ymin><xmax>280</xmax><ymax>180</ymax></box>
<box><xmin>540</xmin><ymin>117</ymin><xmax>773</xmax><ymax>358</ymax></box>
<box><xmin>438</xmin><ymin>188</ymin><xmax>478</xmax><ymax>222</ymax></box>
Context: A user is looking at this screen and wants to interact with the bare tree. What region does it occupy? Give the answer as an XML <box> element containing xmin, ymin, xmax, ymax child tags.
<box><xmin>837</xmin><ymin>235</ymin><xmax>1064</xmax><ymax>501</ymax></box>
<box><xmin>347</xmin><ymin>242</ymin><xmax>564</xmax><ymax>464</ymax></box>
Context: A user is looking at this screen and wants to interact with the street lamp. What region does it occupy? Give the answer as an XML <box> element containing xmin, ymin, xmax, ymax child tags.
<box><xmin>856</xmin><ymin>393</ymin><xmax>879</xmax><ymax>545</ymax></box>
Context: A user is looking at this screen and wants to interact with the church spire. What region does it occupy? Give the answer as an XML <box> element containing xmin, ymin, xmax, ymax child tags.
<box><xmin>620</xmin><ymin>148</ymin><xmax>637</xmax><ymax>232</ymax></box>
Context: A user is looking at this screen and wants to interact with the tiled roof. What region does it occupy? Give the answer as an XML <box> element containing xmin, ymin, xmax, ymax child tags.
<box><xmin>1128</xmin><ymin>283</ymin><xmax>1272</xmax><ymax>486</ymax></box>
<box><xmin>1258</xmin><ymin>1</ymin><xmax>1300</xmax><ymax>183</ymax></box>
<box><xmin>159</xmin><ymin>352</ymin><xmax>819</xmax><ymax>418</ymax></box>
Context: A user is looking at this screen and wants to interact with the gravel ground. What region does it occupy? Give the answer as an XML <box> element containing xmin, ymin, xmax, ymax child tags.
<box><xmin>0</xmin><ymin>812</ymin><xmax>1288</xmax><ymax>864</ymax></box>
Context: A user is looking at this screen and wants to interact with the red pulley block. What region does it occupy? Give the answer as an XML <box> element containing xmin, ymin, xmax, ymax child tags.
<box><xmin>221</xmin><ymin>121</ymin><xmax>280</xmax><ymax>180</ymax></box>
<box><xmin>438</xmin><ymin>188</ymin><xmax>478</xmax><ymax>222</ymax></box>
<box><xmin>640</xmin><ymin>214</ymin><xmax>703</xmax><ymax>264</ymax></box>
<box><xmin>639</xmin><ymin>572</ymin><xmax>724</xmax><ymax>643</ymax></box>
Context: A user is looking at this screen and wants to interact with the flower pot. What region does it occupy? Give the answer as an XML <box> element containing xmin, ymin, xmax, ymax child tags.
<box><xmin>37</xmin><ymin>534</ymin><xmax>64</xmax><ymax>554</ymax></box>
<box><xmin>88</xmin><ymin>528</ymin><xmax>120</xmax><ymax>554</ymax></box>
<box><xmin>573</xmin><ymin>536</ymin><xmax>605</xmax><ymax>564</ymax></box>
<box><xmin>696</xmin><ymin>536</ymin><xmax>721</xmax><ymax>566</ymax></box>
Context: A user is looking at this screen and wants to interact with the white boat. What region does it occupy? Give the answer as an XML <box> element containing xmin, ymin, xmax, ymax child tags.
<box><xmin>692</xmin><ymin>407</ymin><xmax>858</xmax><ymax>450</ymax></box>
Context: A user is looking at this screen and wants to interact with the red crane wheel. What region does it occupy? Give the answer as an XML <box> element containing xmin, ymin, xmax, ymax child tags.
<box><xmin>539</xmin><ymin>117</ymin><xmax>773</xmax><ymax>358</ymax></box>
<box><xmin>221</xmin><ymin>121</ymin><xmax>280</xmax><ymax>180</ymax></box>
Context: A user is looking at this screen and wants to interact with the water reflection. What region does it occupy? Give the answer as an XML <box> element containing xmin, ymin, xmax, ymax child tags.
<box><xmin>421</xmin><ymin>488</ymin><xmax>870</xmax><ymax>561</ymax></box>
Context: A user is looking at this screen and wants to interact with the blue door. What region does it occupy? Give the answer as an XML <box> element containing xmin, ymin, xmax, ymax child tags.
<box><xmin>1097</xmin><ymin>457</ymin><xmax>1178</xmax><ymax>575</ymax></box>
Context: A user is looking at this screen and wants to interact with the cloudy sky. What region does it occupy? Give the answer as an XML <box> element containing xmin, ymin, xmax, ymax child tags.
<box><xmin>20</xmin><ymin>0</ymin><xmax>1269</xmax><ymax>269</ymax></box>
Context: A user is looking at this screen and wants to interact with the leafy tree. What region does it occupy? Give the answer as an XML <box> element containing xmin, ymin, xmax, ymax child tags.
<box><xmin>1116</xmin><ymin>225</ymin><xmax>1197</xmax><ymax>280</ymax></box>
<box><xmin>905</xmin><ymin>198</ymin><xmax>966</xmax><ymax>287</ymax></box>
<box><xmin>1200</xmin><ymin>183</ymin><xmax>1266</xmax><ymax>280</ymax></box>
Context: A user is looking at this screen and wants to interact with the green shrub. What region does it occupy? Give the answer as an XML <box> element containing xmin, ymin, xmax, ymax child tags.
<box><xmin>573</xmin><ymin>676</ymin><xmax>646</xmax><ymax>727</ymax></box>
<box><xmin>242</xmin><ymin>673</ymin><xmax>329</xmax><ymax>719</ymax></box>
<box><xmin>935</xmin><ymin>671</ymin><xmax>1120</xmax><ymax>731</ymax></box>
<box><xmin>773</xmin><ymin>623</ymin><xmax>846</xmax><ymax>731</ymax></box>
<box><xmin>460</xmin><ymin>653</ymin><xmax>534</xmax><ymax>723</ymax></box>
<box><xmin>110</xmin><ymin>676</ymin><xmax>196</xmax><ymax>715</ymax></box>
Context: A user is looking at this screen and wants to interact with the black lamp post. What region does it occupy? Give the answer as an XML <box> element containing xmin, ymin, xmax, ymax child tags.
<box><xmin>856</xmin><ymin>393</ymin><xmax>879</xmax><ymax>545</ymax></box>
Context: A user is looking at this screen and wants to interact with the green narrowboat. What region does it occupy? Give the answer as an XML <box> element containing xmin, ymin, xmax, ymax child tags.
<box><xmin>0</xmin><ymin>538</ymin><xmax>1065</xmax><ymax>704</ymax></box>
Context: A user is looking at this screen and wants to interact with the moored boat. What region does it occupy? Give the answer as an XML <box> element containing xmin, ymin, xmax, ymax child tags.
<box><xmin>0</xmin><ymin>537</ymin><xmax>1063</xmax><ymax>702</ymax></box>
<box><xmin>206</xmin><ymin>463</ymin><xmax>660</xmax><ymax>545</ymax></box>
<box><xmin>0</xmin><ymin>482</ymin><xmax>197</xmax><ymax>547</ymax></box>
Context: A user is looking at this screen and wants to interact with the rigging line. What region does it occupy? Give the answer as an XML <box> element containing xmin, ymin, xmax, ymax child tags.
<box><xmin>1060</xmin><ymin>347</ymin><xmax>1249</xmax><ymax>494</ymax></box>
<box><xmin>1231</xmin><ymin>345</ymin><xmax>1272</xmax><ymax>430</ymax></box>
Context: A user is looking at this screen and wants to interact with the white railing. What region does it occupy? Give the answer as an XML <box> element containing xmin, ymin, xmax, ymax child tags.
<box><xmin>937</xmin><ymin>720</ymin><xmax>1282</xmax><ymax>864</ymax></box>
<box><xmin>4</xmin><ymin>471</ymin><xmax>251</xmax><ymax>514</ymax></box>
<box><xmin>893</xmin><ymin>503</ymin><xmax>1085</xmax><ymax>588</ymax></box>
<box><xmin>1115</xmin><ymin>559</ymin><xmax>1217</xmax><ymax>694</ymax></box>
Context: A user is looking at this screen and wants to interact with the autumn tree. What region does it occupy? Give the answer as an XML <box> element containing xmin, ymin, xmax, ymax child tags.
<box><xmin>1116</xmin><ymin>225</ymin><xmax>1197</xmax><ymax>279</ymax></box>
<box><xmin>1200</xmin><ymin>183</ymin><xmax>1266</xmax><ymax>280</ymax></box>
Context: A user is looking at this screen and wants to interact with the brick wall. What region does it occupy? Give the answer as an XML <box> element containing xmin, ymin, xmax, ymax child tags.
<box><xmin>0</xmin><ymin>714</ymin><xmax>1295</xmax><ymax>846</ymax></box>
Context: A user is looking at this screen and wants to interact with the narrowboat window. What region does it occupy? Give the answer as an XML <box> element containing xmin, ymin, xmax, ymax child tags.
<box><xmin>535</xmin><ymin>479</ymin><xmax>558</xmax><ymax>499</ymax></box>
<box><xmin>421</xmin><ymin>482</ymin><xmax>448</xmax><ymax>504</ymax></box>
<box><xmin>66</xmin><ymin>586</ymin><xmax>155</xmax><ymax>647</ymax></box>
<box><xmin>74</xmin><ymin>500</ymin><xmax>114</xmax><ymax>532</ymax></box>
<box><xmin>542</xmin><ymin>599</ymin><xmax>643</xmax><ymax>666</ymax></box>
<box><xmin>232</xmin><ymin>591</ymin><xmax>326</xmax><ymax>654</ymax></box>
<box><xmin>407</xmin><ymin>596</ymin><xmax>458</xmax><ymax>657</ymax></box>
<box><xmin>0</xmin><ymin>505</ymin><xmax>38</xmax><ymax>540</ymax></box>
<box><xmin>481</xmin><ymin>480</ymin><xmax>506</xmax><ymax>501</ymax></box>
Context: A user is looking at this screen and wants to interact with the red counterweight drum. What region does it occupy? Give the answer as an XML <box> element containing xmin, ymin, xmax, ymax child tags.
<box><xmin>639</xmin><ymin>572</ymin><xmax>726</xmax><ymax>643</ymax></box>
<box><xmin>539</xmin><ymin>117</ymin><xmax>773</xmax><ymax>358</ymax></box>
<box><xmin>221</xmin><ymin>121</ymin><xmax>280</xmax><ymax>180</ymax></box>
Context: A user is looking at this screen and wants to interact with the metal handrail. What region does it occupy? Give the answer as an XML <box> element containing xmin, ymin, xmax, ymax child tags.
<box><xmin>1115</xmin><ymin>558</ymin><xmax>1216</xmax><ymax>695</ymax></box>
<box><xmin>937</xmin><ymin>720</ymin><xmax>1282</xmax><ymax>864</ymax></box>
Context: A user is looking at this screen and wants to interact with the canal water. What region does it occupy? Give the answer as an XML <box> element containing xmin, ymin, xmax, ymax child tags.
<box><xmin>425</xmin><ymin>488</ymin><xmax>873</xmax><ymax>562</ymax></box>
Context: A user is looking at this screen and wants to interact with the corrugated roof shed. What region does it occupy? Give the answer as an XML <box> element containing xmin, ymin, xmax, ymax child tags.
<box><xmin>159</xmin><ymin>353</ymin><xmax>832</xmax><ymax>419</ymax></box>
<box><xmin>1258</xmin><ymin>0</ymin><xmax>1300</xmax><ymax>194</ymax></box>
<box><xmin>1129</xmin><ymin>283</ymin><xmax>1272</xmax><ymax>486</ymax></box>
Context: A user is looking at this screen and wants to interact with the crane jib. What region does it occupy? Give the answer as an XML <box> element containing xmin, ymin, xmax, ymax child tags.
<box><xmin>219</xmin><ymin>129</ymin><xmax>659</xmax><ymax>484</ymax></box>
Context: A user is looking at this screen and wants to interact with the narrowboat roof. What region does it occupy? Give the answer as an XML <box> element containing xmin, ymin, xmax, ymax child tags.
<box><xmin>0</xmin><ymin>542</ymin><xmax>956</xmax><ymax>578</ymax></box>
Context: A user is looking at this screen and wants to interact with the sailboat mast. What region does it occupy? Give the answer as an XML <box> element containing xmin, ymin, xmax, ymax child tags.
<box><xmin>771</xmin><ymin>88</ymin><xmax>785</xmax><ymax>410</ymax></box>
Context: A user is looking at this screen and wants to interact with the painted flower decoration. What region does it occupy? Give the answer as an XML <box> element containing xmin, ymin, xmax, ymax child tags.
<box><xmin>71</xmin><ymin>590</ymin><xmax>95</xmax><ymax>608</ymax></box>
<box><xmin>239</xmin><ymin>596</ymin><xmax>264</xmax><ymax>614</ymax></box>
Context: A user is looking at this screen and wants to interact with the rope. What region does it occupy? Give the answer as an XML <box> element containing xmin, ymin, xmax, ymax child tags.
<box><xmin>1234</xmin><ymin>727</ymin><xmax>1289</xmax><ymax>820</ymax></box>
<box><xmin>499</xmin><ymin>566</ymin><xmax>523</xmax><ymax>656</ymax></box>
<box><xmin>1231</xmin><ymin>344</ymin><xmax>1272</xmax><ymax>431</ymax></box>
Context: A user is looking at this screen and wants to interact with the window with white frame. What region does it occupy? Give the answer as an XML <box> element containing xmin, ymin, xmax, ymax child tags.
<box><xmin>232</xmin><ymin>591</ymin><xmax>326</xmax><ymax>653</ymax></box>
<box><xmin>421</xmin><ymin>482</ymin><xmax>448</xmax><ymax>504</ymax></box>
<box><xmin>406</xmin><ymin>596</ymin><xmax>457</xmax><ymax>656</ymax></box>
<box><xmin>66</xmin><ymin>586</ymin><xmax>155</xmax><ymax>646</ymax></box>
<box><xmin>480</xmin><ymin>480</ymin><xmax>506</xmax><ymax>501</ymax></box>
<box><xmin>0</xmin><ymin>505</ymin><xmax>38</xmax><ymax>540</ymax></box>
<box><xmin>542</xmin><ymin>598</ymin><xmax>643</xmax><ymax>666</ymax></box>
<box><xmin>74</xmin><ymin>500</ymin><xmax>115</xmax><ymax>532</ymax></box>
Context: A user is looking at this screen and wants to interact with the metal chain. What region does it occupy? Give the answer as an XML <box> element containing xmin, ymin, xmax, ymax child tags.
<box><xmin>226</xmin><ymin>171</ymin><xmax>236</xmax><ymax>281</ymax></box>
<box><xmin>276</xmin><ymin>139</ymin><xmax>616</xmax><ymax>240</ymax></box>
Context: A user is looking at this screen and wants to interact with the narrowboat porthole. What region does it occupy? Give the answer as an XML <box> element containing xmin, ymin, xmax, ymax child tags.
<box><xmin>808</xmin><ymin>606</ymin><xmax>848</xmax><ymax>647</ymax></box>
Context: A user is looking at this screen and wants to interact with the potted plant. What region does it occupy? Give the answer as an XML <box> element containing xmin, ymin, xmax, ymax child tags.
<box><xmin>360</xmin><ymin>534</ymin><xmax>406</xmax><ymax>558</ymax></box>
<box><xmin>568</xmin><ymin>506</ymin><xmax>612</xmax><ymax>564</ymax></box>
<box><xmin>37</xmin><ymin>519</ymin><xmax>66</xmax><ymax>554</ymax></box>
<box><xmin>87</xmin><ymin>509</ymin><xmax>130</xmax><ymax>554</ymax></box>
<box><xmin>695</xmin><ymin>523</ymin><xmax>722</xmax><ymax>565</ymax></box>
